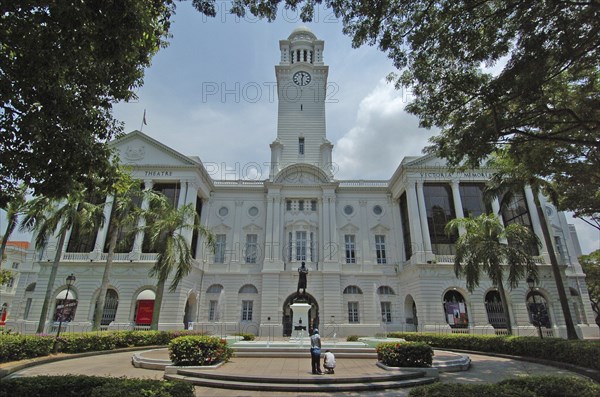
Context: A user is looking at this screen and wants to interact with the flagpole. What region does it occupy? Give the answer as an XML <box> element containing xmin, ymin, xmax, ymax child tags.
<box><xmin>140</xmin><ymin>109</ymin><xmax>147</xmax><ymax>131</ymax></box>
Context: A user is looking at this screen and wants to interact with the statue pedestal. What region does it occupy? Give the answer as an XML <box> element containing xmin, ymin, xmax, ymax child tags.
<box><xmin>290</xmin><ymin>302</ymin><xmax>311</xmax><ymax>339</ymax></box>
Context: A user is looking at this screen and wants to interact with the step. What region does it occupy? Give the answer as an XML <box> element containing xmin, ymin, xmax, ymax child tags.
<box><xmin>164</xmin><ymin>373</ymin><xmax>437</xmax><ymax>392</ymax></box>
<box><xmin>176</xmin><ymin>369</ymin><xmax>424</xmax><ymax>384</ymax></box>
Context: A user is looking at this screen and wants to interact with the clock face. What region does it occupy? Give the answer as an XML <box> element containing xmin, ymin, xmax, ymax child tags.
<box><xmin>293</xmin><ymin>71</ymin><xmax>311</xmax><ymax>86</ymax></box>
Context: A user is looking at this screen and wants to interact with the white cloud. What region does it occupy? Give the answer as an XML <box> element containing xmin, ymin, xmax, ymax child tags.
<box><xmin>333</xmin><ymin>79</ymin><xmax>435</xmax><ymax>180</ymax></box>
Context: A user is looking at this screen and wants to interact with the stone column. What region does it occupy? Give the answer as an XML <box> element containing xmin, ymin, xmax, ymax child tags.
<box><xmin>415</xmin><ymin>181</ymin><xmax>433</xmax><ymax>254</ymax></box>
<box><xmin>450</xmin><ymin>180</ymin><xmax>466</xmax><ymax>235</ymax></box>
<box><xmin>359</xmin><ymin>200</ymin><xmax>370</xmax><ymax>266</ymax></box>
<box><xmin>273</xmin><ymin>194</ymin><xmax>282</xmax><ymax>263</ymax></box>
<box><xmin>405</xmin><ymin>180</ymin><xmax>424</xmax><ymax>260</ymax></box>
<box><xmin>524</xmin><ymin>185</ymin><xmax>549</xmax><ymax>258</ymax></box>
<box><xmin>230</xmin><ymin>200</ymin><xmax>243</xmax><ymax>265</ymax></box>
<box><xmin>491</xmin><ymin>198</ymin><xmax>508</xmax><ymax>244</ymax></box>
<box><xmin>92</xmin><ymin>195</ymin><xmax>115</xmax><ymax>260</ymax></box>
<box><xmin>131</xmin><ymin>179</ymin><xmax>153</xmax><ymax>260</ymax></box>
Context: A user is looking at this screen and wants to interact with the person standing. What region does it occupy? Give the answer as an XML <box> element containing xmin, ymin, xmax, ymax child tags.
<box><xmin>310</xmin><ymin>328</ymin><xmax>322</xmax><ymax>374</ymax></box>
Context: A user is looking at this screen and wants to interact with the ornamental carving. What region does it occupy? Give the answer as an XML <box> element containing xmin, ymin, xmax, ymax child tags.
<box><xmin>125</xmin><ymin>145</ymin><xmax>145</xmax><ymax>161</ymax></box>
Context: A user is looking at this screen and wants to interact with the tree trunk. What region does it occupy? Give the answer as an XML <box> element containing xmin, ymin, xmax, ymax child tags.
<box><xmin>36</xmin><ymin>229</ymin><xmax>68</xmax><ymax>334</ymax></box>
<box><xmin>92</xmin><ymin>224</ymin><xmax>118</xmax><ymax>331</ymax></box>
<box><xmin>534</xmin><ymin>198</ymin><xmax>578</xmax><ymax>339</ymax></box>
<box><xmin>151</xmin><ymin>276</ymin><xmax>166</xmax><ymax>331</ymax></box>
<box><xmin>0</xmin><ymin>219</ymin><xmax>16</xmax><ymax>263</ymax></box>
<box><xmin>496</xmin><ymin>276</ymin><xmax>513</xmax><ymax>335</ymax></box>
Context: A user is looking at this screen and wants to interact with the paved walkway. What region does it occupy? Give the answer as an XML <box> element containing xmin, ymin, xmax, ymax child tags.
<box><xmin>7</xmin><ymin>349</ymin><xmax>587</xmax><ymax>397</ymax></box>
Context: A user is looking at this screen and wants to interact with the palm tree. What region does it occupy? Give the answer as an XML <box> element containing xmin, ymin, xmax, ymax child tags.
<box><xmin>0</xmin><ymin>184</ymin><xmax>28</xmax><ymax>264</ymax></box>
<box><xmin>21</xmin><ymin>191</ymin><xmax>104</xmax><ymax>334</ymax></box>
<box><xmin>92</xmin><ymin>173</ymin><xmax>144</xmax><ymax>331</ymax></box>
<box><xmin>446</xmin><ymin>214</ymin><xmax>540</xmax><ymax>335</ymax></box>
<box><xmin>143</xmin><ymin>193</ymin><xmax>214</xmax><ymax>330</ymax></box>
<box><xmin>486</xmin><ymin>152</ymin><xmax>579</xmax><ymax>339</ymax></box>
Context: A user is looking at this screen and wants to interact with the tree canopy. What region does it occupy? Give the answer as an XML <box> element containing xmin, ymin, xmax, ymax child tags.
<box><xmin>0</xmin><ymin>1</ymin><xmax>174</xmax><ymax>207</ymax></box>
<box><xmin>200</xmin><ymin>0</ymin><xmax>599</xmax><ymax>225</ymax></box>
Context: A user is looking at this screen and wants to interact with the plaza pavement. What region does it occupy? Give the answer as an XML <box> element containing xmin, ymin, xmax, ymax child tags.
<box><xmin>5</xmin><ymin>347</ymin><xmax>589</xmax><ymax>397</ymax></box>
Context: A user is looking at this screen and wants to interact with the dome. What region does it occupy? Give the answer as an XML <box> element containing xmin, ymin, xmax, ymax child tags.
<box><xmin>288</xmin><ymin>26</ymin><xmax>317</xmax><ymax>40</ymax></box>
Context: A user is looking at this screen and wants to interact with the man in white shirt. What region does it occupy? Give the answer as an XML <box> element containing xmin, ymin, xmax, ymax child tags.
<box><xmin>323</xmin><ymin>350</ymin><xmax>336</xmax><ymax>374</ymax></box>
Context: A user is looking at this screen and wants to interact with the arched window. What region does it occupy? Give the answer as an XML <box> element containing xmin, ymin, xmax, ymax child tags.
<box><xmin>343</xmin><ymin>285</ymin><xmax>363</xmax><ymax>294</ymax></box>
<box><xmin>95</xmin><ymin>289</ymin><xmax>119</xmax><ymax>326</ymax></box>
<box><xmin>239</xmin><ymin>284</ymin><xmax>258</xmax><ymax>294</ymax></box>
<box><xmin>207</xmin><ymin>284</ymin><xmax>224</xmax><ymax>293</ymax></box>
<box><xmin>54</xmin><ymin>288</ymin><xmax>78</xmax><ymax>323</ymax></box>
<box><xmin>484</xmin><ymin>290</ymin><xmax>507</xmax><ymax>329</ymax></box>
<box><xmin>377</xmin><ymin>286</ymin><xmax>395</xmax><ymax>295</ymax></box>
<box><xmin>443</xmin><ymin>290</ymin><xmax>468</xmax><ymax>328</ymax></box>
<box><xmin>527</xmin><ymin>291</ymin><xmax>552</xmax><ymax>328</ymax></box>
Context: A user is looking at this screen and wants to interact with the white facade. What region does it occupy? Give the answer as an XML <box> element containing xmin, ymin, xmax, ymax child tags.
<box><xmin>6</xmin><ymin>28</ymin><xmax>597</xmax><ymax>338</ymax></box>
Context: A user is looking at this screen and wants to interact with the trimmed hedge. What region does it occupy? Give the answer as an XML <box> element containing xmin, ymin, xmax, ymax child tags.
<box><xmin>408</xmin><ymin>376</ymin><xmax>600</xmax><ymax>397</ymax></box>
<box><xmin>0</xmin><ymin>330</ymin><xmax>207</xmax><ymax>363</ymax></box>
<box><xmin>0</xmin><ymin>375</ymin><xmax>195</xmax><ymax>397</ymax></box>
<box><xmin>388</xmin><ymin>332</ymin><xmax>600</xmax><ymax>371</ymax></box>
<box><xmin>169</xmin><ymin>335</ymin><xmax>233</xmax><ymax>366</ymax></box>
<box><xmin>0</xmin><ymin>335</ymin><xmax>54</xmax><ymax>362</ymax></box>
<box><xmin>376</xmin><ymin>341</ymin><xmax>433</xmax><ymax>368</ymax></box>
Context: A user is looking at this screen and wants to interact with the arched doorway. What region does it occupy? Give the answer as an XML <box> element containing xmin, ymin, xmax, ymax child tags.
<box><xmin>485</xmin><ymin>290</ymin><xmax>507</xmax><ymax>329</ymax></box>
<box><xmin>527</xmin><ymin>291</ymin><xmax>552</xmax><ymax>328</ymax></box>
<box><xmin>183</xmin><ymin>292</ymin><xmax>198</xmax><ymax>329</ymax></box>
<box><xmin>282</xmin><ymin>293</ymin><xmax>319</xmax><ymax>337</ymax></box>
<box><xmin>443</xmin><ymin>289</ymin><xmax>468</xmax><ymax>328</ymax></box>
<box><xmin>404</xmin><ymin>295</ymin><xmax>418</xmax><ymax>331</ymax></box>
<box><xmin>93</xmin><ymin>289</ymin><xmax>119</xmax><ymax>328</ymax></box>
<box><xmin>133</xmin><ymin>289</ymin><xmax>155</xmax><ymax>327</ymax></box>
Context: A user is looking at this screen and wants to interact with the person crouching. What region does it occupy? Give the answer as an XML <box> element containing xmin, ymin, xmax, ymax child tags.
<box><xmin>323</xmin><ymin>349</ymin><xmax>336</xmax><ymax>374</ymax></box>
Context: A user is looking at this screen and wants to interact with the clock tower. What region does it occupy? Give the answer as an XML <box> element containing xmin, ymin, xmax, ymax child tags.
<box><xmin>270</xmin><ymin>27</ymin><xmax>333</xmax><ymax>180</ymax></box>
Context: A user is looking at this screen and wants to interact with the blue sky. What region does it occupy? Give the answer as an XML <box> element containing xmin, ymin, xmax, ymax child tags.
<box><xmin>2</xmin><ymin>2</ymin><xmax>598</xmax><ymax>255</ymax></box>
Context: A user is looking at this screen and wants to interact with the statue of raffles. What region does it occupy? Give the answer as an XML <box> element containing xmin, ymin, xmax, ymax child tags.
<box><xmin>297</xmin><ymin>261</ymin><xmax>308</xmax><ymax>295</ymax></box>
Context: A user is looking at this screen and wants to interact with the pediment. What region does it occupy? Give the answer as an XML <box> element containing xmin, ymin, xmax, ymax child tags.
<box><xmin>370</xmin><ymin>224</ymin><xmax>390</xmax><ymax>234</ymax></box>
<box><xmin>212</xmin><ymin>223</ymin><xmax>232</xmax><ymax>233</ymax></box>
<box><xmin>111</xmin><ymin>130</ymin><xmax>200</xmax><ymax>167</ymax></box>
<box><xmin>339</xmin><ymin>223</ymin><xmax>359</xmax><ymax>233</ymax></box>
<box><xmin>401</xmin><ymin>154</ymin><xmax>449</xmax><ymax>169</ymax></box>
<box><xmin>242</xmin><ymin>223</ymin><xmax>263</xmax><ymax>233</ymax></box>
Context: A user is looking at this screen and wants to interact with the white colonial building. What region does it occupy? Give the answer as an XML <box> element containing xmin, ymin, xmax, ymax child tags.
<box><xmin>6</xmin><ymin>27</ymin><xmax>597</xmax><ymax>338</ymax></box>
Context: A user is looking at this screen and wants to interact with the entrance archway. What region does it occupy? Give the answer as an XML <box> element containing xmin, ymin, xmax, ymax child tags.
<box><xmin>282</xmin><ymin>293</ymin><xmax>319</xmax><ymax>337</ymax></box>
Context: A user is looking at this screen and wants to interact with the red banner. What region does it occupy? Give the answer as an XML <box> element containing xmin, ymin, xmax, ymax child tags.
<box><xmin>136</xmin><ymin>300</ymin><xmax>154</xmax><ymax>325</ymax></box>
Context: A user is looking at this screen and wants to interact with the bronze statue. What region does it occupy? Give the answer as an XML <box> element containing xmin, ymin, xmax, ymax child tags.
<box><xmin>297</xmin><ymin>261</ymin><xmax>308</xmax><ymax>295</ymax></box>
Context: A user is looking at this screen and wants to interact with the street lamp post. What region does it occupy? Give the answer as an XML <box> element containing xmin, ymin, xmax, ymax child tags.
<box><xmin>526</xmin><ymin>276</ymin><xmax>543</xmax><ymax>339</ymax></box>
<box><xmin>54</xmin><ymin>273</ymin><xmax>76</xmax><ymax>352</ymax></box>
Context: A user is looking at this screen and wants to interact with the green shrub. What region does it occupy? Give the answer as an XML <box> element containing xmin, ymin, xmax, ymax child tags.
<box><xmin>408</xmin><ymin>376</ymin><xmax>600</xmax><ymax>397</ymax></box>
<box><xmin>500</xmin><ymin>376</ymin><xmax>600</xmax><ymax>397</ymax></box>
<box><xmin>0</xmin><ymin>375</ymin><xmax>195</xmax><ymax>397</ymax></box>
<box><xmin>0</xmin><ymin>335</ymin><xmax>54</xmax><ymax>363</ymax></box>
<box><xmin>346</xmin><ymin>335</ymin><xmax>360</xmax><ymax>342</ymax></box>
<box><xmin>408</xmin><ymin>382</ymin><xmax>536</xmax><ymax>397</ymax></box>
<box><xmin>387</xmin><ymin>332</ymin><xmax>600</xmax><ymax>371</ymax></box>
<box><xmin>376</xmin><ymin>341</ymin><xmax>433</xmax><ymax>368</ymax></box>
<box><xmin>233</xmin><ymin>332</ymin><xmax>255</xmax><ymax>341</ymax></box>
<box><xmin>0</xmin><ymin>330</ymin><xmax>208</xmax><ymax>364</ymax></box>
<box><xmin>169</xmin><ymin>335</ymin><xmax>233</xmax><ymax>366</ymax></box>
